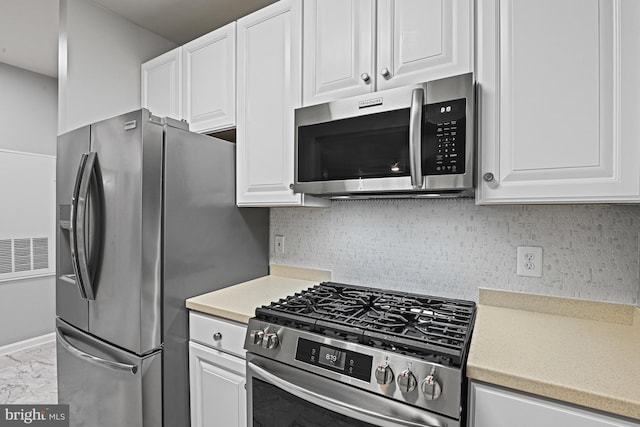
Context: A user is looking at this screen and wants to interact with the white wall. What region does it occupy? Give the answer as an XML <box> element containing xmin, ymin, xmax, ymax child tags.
<box><xmin>0</xmin><ymin>62</ymin><xmax>58</xmax><ymax>347</ymax></box>
<box><xmin>0</xmin><ymin>63</ymin><xmax>57</xmax><ymax>155</ymax></box>
<box><xmin>0</xmin><ymin>276</ymin><xmax>56</xmax><ymax>347</ymax></box>
<box><xmin>58</xmin><ymin>0</ymin><xmax>176</xmax><ymax>134</ymax></box>
<box><xmin>271</xmin><ymin>200</ymin><xmax>640</xmax><ymax>305</ymax></box>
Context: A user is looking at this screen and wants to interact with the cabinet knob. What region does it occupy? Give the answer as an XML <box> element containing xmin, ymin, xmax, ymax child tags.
<box><xmin>380</xmin><ymin>68</ymin><xmax>391</xmax><ymax>78</ymax></box>
<box><xmin>213</xmin><ymin>332</ymin><xmax>222</xmax><ymax>341</ymax></box>
<box><xmin>483</xmin><ymin>172</ymin><xmax>495</xmax><ymax>182</ymax></box>
<box><xmin>360</xmin><ymin>73</ymin><xmax>371</xmax><ymax>83</ymax></box>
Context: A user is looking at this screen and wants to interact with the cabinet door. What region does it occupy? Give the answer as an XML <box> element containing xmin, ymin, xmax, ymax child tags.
<box><xmin>469</xmin><ymin>382</ymin><xmax>639</xmax><ymax>427</ymax></box>
<box><xmin>237</xmin><ymin>0</ymin><xmax>327</xmax><ymax>207</ymax></box>
<box><xmin>183</xmin><ymin>22</ymin><xmax>236</xmax><ymax>133</ymax></box>
<box><xmin>236</xmin><ymin>0</ymin><xmax>301</xmax><ymax>206</ymax></box>
<box><xmin>302</xmin><ymin>0</ymin><xmax>375</xmax><ymax>105</ymax></box>
<box><xmin>189</xmin><ymin>341</ymin><xmax>246</xmax><ymax>427</ymax></box>
<box><xmin>477</xmin><ymin>0</ymin><xmax>640</xmax><ymax>204</ymax></box>
<box><xmin>376</xmin><ymin>0</ymin><xmax>472</xmax><ymax>91</ymax></box>
<box><xmin>141</xmin><ymin>47</ymin><xmax>182</xmax><ymax>120</ymax></box>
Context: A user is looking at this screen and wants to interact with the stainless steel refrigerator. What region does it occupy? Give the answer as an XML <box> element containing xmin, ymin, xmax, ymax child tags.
<box><xmin>55</xmin><ymin>109</ymin><xmax>269</xmax><ymax>427</ymax></box>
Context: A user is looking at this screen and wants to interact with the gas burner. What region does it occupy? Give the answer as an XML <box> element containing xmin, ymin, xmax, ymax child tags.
<box><xmin>365</xmin><ymin>310</ymin><xmax>409</xmax><ymax>329</ymax></box>
<box><xmin>255</xmin><ymin>281</ymin><xmax>476</xmax><ymax>367</ymax></box>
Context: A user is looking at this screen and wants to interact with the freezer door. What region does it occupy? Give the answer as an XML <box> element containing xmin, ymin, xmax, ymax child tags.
<box><xmin>88</xmin><ymin>110</ymin><xmax>163</xmax><ymax>354</ymax></box>
<box><xmin>56</xmin><ymin>318</ymin><xmax>162</xmax><ymax>427</ymax></box>
<box><xmin>56</xmin><ymin>126</ymin><xmax>91</xmax><ymax>331</ymax></box>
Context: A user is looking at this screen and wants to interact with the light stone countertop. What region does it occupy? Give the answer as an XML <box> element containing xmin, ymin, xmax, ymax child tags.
<box><xmin>185</xmin><ymin>265</ymin><xmax>331</xmax><ymax>324</ymax></box>
<box><xmin>467</xmin><ymin>288</ymin><xmax>640</xmax><ymax>421</ymax></box>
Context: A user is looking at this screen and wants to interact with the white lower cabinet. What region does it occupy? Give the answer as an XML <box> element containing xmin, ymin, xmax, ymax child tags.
<box><xmin>469</xmin><ymin>382</ymin><xmax>640</xmax><ymax>427</ymax></box>
<box><xmin>189</xmin><ymin>313</ymin><xmax>247</xmax><ymax>427</ymax></box>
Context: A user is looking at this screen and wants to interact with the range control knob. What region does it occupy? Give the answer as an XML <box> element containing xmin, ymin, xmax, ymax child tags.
<box><xmin>396</xmin><ymin>369</ymin><xmax>417</xmax><ymax>393</ymax></box>
<box><xmin>374</xmin><ymin>363</ymin><xmax>394</xmax><ymax>385</ymax></box>
<box><xmin>249</xmin><ymin>330</ymin><xmax>264</xmax><ymax>346</ymax></box>
<box><xmin>261</xmin><ymin>332</ymin><xmax>279</xmax><ymax>350</ymax></box>
<box><xmin>421</xmin><ymin>375</ymin><xmax>443</xmax><ymax>400</ymax></box>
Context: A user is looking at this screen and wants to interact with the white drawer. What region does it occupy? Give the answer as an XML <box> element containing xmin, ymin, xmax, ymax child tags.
<box><xmin>189</xmin><ymin>312</ymin><xmax>247</xmax><ymax>359</ymax></box>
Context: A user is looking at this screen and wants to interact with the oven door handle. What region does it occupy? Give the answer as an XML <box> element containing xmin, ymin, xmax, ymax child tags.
<box><xmin>248</xmin><ymin>360</ymin><xmax>451</xmax><ymax>427</ymax></box>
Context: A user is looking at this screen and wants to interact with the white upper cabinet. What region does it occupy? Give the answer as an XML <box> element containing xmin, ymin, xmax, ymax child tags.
<box><xmin>302</xmin><ymin>0</ymin><xmax>472</xmax><ymax>106</ymax></box>
<box><xmin>302</xmin><ymin>0</ymin><xmax>375</xmax><ymax>104</ymax></box>
<box><xmin>376</xmin><ymin>0</ymin><xmax>472</xmax><ymax>90</ymax></box>
<box><xmin>141</xmin><ymin>23</ymin><xmax>236</xmax><ymax>133</ymax></box>
<box><xmin>477</xmin><ymin>0</ymin><xmax>640</xmax><ymax>204</ymax></box>
<box><xmin>141</xmin><ymin>47</ymin><xmax>182</xmax><ymax>120</ymax></box>
<box><xmin>183</xmin><ymin>23</ymin><xmax>236</xmax><ymax>133</ymax></box>
<box><xmin>236</xmin><ymin>0</ymin><xmax>328</xmax><ymax>207</ymax></box>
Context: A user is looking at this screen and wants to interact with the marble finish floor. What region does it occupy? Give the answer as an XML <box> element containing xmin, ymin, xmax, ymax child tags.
<box><xmin>0</xmin><ymin>341</ymin><xmax>57</xmax><ymax>404</ymax></box>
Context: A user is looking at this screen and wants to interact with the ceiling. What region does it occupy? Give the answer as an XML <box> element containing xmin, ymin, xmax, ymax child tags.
<box><xmin>93</xmin><ymin>0</ymin><xmax>277</xmax><ymax>45</ymax></box>
<box><xmin>0</xmin><ymin>0</ymin><xmax>276</xmax><ymax>78</ymax></box>
<box><xmin>0</xmin><ymin>0</ymin><xmax>60</xmax><ymax>77</ymax></box>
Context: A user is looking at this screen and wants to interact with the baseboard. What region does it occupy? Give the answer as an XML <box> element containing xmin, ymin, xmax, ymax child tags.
<box><xmin>0</xmin><ymin>332</ymin><xmax>55</xmax><ymax>356</ymax></box>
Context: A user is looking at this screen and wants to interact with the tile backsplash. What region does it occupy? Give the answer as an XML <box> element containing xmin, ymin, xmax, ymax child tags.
<box><xmin>270</xmin><ymin>199</ymin><xmax>640</xmax><ymax>305</ymax></box>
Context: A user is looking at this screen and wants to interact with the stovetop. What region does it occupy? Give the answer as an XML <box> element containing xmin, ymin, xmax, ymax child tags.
<box><xmin>255</xmin><ymin>282</ymin><xmax>476</xmax><ymax>367</ymax></box>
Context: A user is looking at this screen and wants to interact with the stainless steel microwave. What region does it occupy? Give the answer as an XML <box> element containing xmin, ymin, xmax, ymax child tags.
<box><xmin>292</xmin><ymin>73</ymin><xmax>475</xmax><ymax>199</ymax></box>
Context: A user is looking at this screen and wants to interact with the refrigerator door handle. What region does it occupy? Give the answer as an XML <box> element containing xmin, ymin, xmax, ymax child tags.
<box><xmin>56</xmin><ymin>328</ymin><xmax>138</xmax><ymax>375</ymax></box>
<box><xmin>69</xmin><ymin>153</ymin><xmax>89</xmax><ymax>299</ymax></box>
<box><xmin>74</xmin><ymin>151</ymin><xmax>100</xmax><ymax>300</ymax></box>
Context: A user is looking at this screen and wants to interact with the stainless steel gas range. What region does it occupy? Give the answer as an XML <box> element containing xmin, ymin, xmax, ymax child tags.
<box><xmin>244</xmin><ymin>282</ymin><xmax>477</xmax><ymax>427</ymax></box>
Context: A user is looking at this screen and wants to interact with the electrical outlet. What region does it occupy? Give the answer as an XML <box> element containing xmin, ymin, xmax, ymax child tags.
<box><xmin>274</xmin><ymin>235</ymin><xmax>285</xmax><ymax>254</ymax></box>
<box><xmin>516</xmin><ymin>246</ymin><xmax>543</xmax><ymax>278</ymax></box>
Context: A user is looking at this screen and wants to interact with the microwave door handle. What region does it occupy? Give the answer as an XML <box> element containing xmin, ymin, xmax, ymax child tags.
<box><xmin>248</xmin><ymin>361</ymin><xmax>445</xmax><ymax>427</ymax></box>
<box><xmin>69</xmin><ymin>154</ymin><xmax>89</xmax><ymax>299</ymax></box>
<box><xmin>74</xmin><ymin>151</ymin><xmax>98</xmax><ymax>300</ymax></box>
<box><xmin>409</xmin><ymin>88</ymin><xmax>424</xmax><ymax>189</ymax></box>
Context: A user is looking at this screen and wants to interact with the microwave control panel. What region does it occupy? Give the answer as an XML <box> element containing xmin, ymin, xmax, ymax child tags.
<box><xmin>424</xmin><ymin>98</ymin><xmax>466</xmax><ymax>175</ymax></box>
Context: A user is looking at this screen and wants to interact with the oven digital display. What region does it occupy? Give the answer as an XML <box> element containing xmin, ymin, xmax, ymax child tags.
<box><xmin>318</xmin><ymin>346</ymin><xmax>346</xmax><ymax>370</ymax></box>
<box><xmin>295</xmin><ymin>338</ymin><xmax>372</xmax><ymax>382</ymax></box>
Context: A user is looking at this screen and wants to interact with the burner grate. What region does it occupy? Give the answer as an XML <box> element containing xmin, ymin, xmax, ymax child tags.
<box><xmin>255</xmin><ymin>282</ymin><xmax>476</xmax><ymax>367</ymax></box>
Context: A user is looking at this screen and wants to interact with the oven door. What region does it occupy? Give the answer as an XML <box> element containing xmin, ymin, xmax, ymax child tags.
<box><xmin>246</xmin><ymin>354</ymin><xmax>459</xmax><ymax>427</ymax></box>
